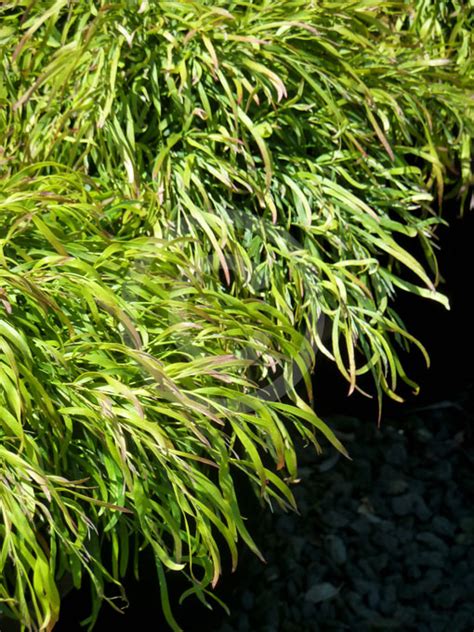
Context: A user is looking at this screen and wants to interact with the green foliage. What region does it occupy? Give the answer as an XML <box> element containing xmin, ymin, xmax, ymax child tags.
<box><xmin>0</xmin><ymin>1</ymin><xmax>472</xmax><ymax>630</ymax></box>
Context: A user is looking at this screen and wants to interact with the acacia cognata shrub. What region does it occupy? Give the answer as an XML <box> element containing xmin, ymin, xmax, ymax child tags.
<box><xmin>0</xmin><ymin>1</ymin><xmax>472</xmax><ymax>629</ymax></box>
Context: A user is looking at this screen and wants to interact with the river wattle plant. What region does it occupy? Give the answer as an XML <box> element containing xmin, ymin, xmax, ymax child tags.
<box><xmin>0</xmin><ymin>1</ymin><xmax>472</xmax><ymax>630</ymax></box>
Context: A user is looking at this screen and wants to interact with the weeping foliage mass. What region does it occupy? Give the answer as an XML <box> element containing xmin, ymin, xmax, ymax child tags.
<box><xmin>0</xmin><ymin>1</ymin><xmax>472</xmax><ymax>630</ymax></box>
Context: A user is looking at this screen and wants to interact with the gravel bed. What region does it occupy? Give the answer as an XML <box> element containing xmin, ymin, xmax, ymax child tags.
<box><xmin>211</xmin><ymin>395</ymin><xmax>474</xmax><ymax>632</ymax></box>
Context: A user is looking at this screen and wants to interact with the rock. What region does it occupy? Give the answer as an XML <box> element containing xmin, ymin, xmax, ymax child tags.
<box><xmin>451</xmin><ymin>608</ymin><xmax>474</xmax><ymax>630</ymax></box>
<box><xmin>367</xmin><ymin>584</ymin><xmax>380</xmax><ymax>609</ymax></box>
<box><xmin>414</xmin><ymin>428</ymin><xmax>434</xmax><ymax>443</ymax></box>
<box><xmin>455</xmin><ymin>532</ymin><xmax>473</xmax><ymax>545</ymax></box>
<box><xmin>352</xmin><ymin>578</ymin><xmax>373</xmax><ymax>596</ymax></box>
<box><xmin>467</xmin><ymin>546</ymin><xmax>474</xmax><ymax>566</ymax></box>
<box><xmin>432</xmin><ymin>440</ymin><xmax>457</xmax><ymax>459</ymax></box>
<box><xmin>386</xmin><ymin>478</ymin><xmax>409</xmax><ymax>495</ymax></box>
<box><xmin>351</xmin><ymin>602</ymin><xmax>379</xmax><ymax>620</ymax></box>
<box><xmin>305</xmin><ymin>582</ymin><xmax>340</xmax><ymax>604</ymax></box>
<box><xmin>297</xmin><ymin>466</ymin><xmax>315</xmax><ymax>479</ymax></box>
<box><xmin>403</xmin><ymin>538</ymin><xmax>418</xmax><ymax>561</ymax></box>
<box><xmin>355</xmin><ymin>459</ymin><xmax>372</xmax><ymax>486</ymax></box>
<box><xmin>398</xmin><ymin>582</ymin><xmax>417</xmax><ymax>600</ymax></box>
<box><xmin>373</xmin><ymin>531</ymin><xmax>398</xmax><ymax>553</ymax></box>
<box><xmin>357</xmin><ymin>559</ymin><xmax>377</xmax><ymax>579</ymax></box>
<box><xmin>460</xmin><ymin>516</ymin><xmax>474</xmax><ymax>533</ymax></box>
<box><xmin>324</xmin><ymin>535</ymin><xmax>347</xmax><ymax>565</ymax></box>
<box><xmin>322</xmin><ymin>510</ymin><xmax>350</xmax><ymax>528</ymax></box>
<box><xmin>331</xmin><ymin>481</ymin><xmax>354</xmax><ymax>498</ymax></box>
<box><xmin>301</xmin><ymin>601</ymin><xmax>317</xmax><ymax>620</ymax></box>
<box><xmin>379</xmin><ymin>583</ymin><xmax>397</xmax><ymax>615</ymax></box>
<box><xmin>369</xmin><ymin>615</ymin><xmax>405</xmax><ymax>629</ymax></box>
<box><xmin>263</xmin><ymin>565</ymin><xmax>280</xmax><ymax>582</ymax></box>
<box><xmin>393</xmin><ymin>604</ymin><xmax>416</xmax><ymax>625</ymax></box>
<box><xmin>433</xmin><ymin>461</ymin><xmax>453</xmax><ymax>481</ymax></box>
<box><xmin>306</xmin><ymin>565</ymin><xmax>326</xmax><ymax>588</ymax></box>
<box><xmin>432</xmin><ymin>515</ymin><xmax>455</xmax><ymax>538</ymax></box>
<box><xmin>392</xmin><ymin>493</ymin><xmax>413</xmax><ymax>516</ymax></box>
<box><xmin>414</xmin><ymin>496</ymin><xmax>431</xmax><ymax>521</ymax></box>
<box><xmin>357</xmin><ymin>499</ymin><xmax>385</xmax><ymax>524</ymax></box>
<box><xmin>455</xmin><ymin>559</ymin><xmax>469</xmax><ymax>574</ymax></box>
<box><xmin>396</xmin><ymin>527</ymin><xmax>414</xmax><ymax>544</ymax></box>
<box><xmin>434</xmin><ymin>587</ymin><xmax>462</xmax><ymax>609</ymax></box>
<box><xmin>290</xmin><ymin>536</ymin><xmax>306</xmax><ymax>561</ymax></box>
<box><xmin>290</xmin><ymin>603</ymin><xmax>302</xmax><ymax>622</ymax></box>
<box><xmin>348</xmin><ymin>517</ymin><xmax>371</xmax><ymax>536</ymax></box>
<box><xmin>347</xmin><ymin>590</ymin><xmax>363</xmax><ymax>613</ymax></box>
<box><xmin>241</xmin><ymin>590</ymin><xmax>254</xmax><ymax>611</ymax></box>
<box><xmin>464</xmin><ymin>571</ymin><xmax>474</xmax><ymax>595</ymax></box>
<box><xmin>420</xmin><ymin>616</ymin><xmax>451</xmax><ymax>632</ymax></box>
<box><xmin>444</xmin><ymin>488</ymin><xmax>463</xmax><ymax>512</ymax></box>
<box><xmin>418</xmin><ymin>569</ymin><xmax>443</xmax><ymax>593</ymax></box>
<box><xmin>417</xmin><ymin>551</ymin><xmax>445</xmax><ymax>568</ymax></box>
<box><xmin>413</xmin><ymin>467</ymin><xmax>434</xmax><ymax>481</ymax></box>
<box><xmin>370</xmin><ymin>552</ymin><xmax>389</xmax><ymax>572</ymax></box>
<box><xmin>450</xmin><ymin>544</ymin><xmax>467</xmax><ymax>561</ymax></box>
<box><xmin>427</xmin><ymin>488</ymin><xmax>443</xmax><ymax>513</ymax></box>
<box><xmin>275</xmin><ymin>515</ymin><xmax>294</xmax><ymax>534</ymax></box>
<box><xmin>237</xmin><ymin>612</ymin><xmax>250</xmax><ymax>632</ymax></box>
<box><xmin>286</xmin><ymin>581</ymin><xmax>297</xmax><ymax>599</ymax></box>
<box><xmin>405</xmin><ymin>563</ymin><xmax>422</xmax><ymax>580</ymax></box>
<box><xmin>386</xmin><ymin>443</ymin><xmax>408</xmax><ymax>466</ymax></box>
<box><xmin>319</xmin><ymin>600</ymin><xmax>335</xmax><ymax>621</ymax></box>
<box><xmin>416</xmin><ymin>532</ymin><xmax>448</xmax><ymax>552</ymax></box>
<box><xmin>380</xmin><ymin>463</ymin><xmax>399</xmax><ymax>480</ymax></box>
<box><xmin>262</xmin><ymin>605</ymin><xmax>279</xmax><ymax>630</ymax></box>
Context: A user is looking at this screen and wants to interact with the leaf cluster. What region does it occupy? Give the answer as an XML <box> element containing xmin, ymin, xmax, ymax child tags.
<box><xmin>0</xmin><ymin>1</ymin><xmax>472</xmax><ymax>630</ymax></box>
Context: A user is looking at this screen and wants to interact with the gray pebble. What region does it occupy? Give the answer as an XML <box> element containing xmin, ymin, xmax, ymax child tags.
<box><xmin>432</xmin><ymin>515</ymin><xmax>455</xmax><ymax>537</ymax></box>
<box><xmin>348</xmin><ymin>517</ymin><xmax>371</xmax><ymax>536</ymax></box>
<box><xmin>379</xmin><ymin>583</ymin><xmax>397</xmax><ymax>615</ymax></box>
<box><xmin>396</xmin><ymin>527</ymin><xmax>413</xmax><ymax>544</ymax></box>
<box><xmin>367</xmin><ymin>584</ymin><xmax>380</xmax><ymax>609</ymax></box>
<box><xmin>394</xmin><ymin>604</ymin><xmax>416</xmax><ymax>624</ymax></box>
<box><xmin>460</xmin><ymin>516</ymin><xmax>474</xmax><ymax>533</ymax></box>
<box><xmin>406</xmin><ymin>564</ymin><xmax>422</xmax><ymax>580</ymax></box>
<box><xmin>358</xmin><ymin>559</ymin><xmax>377</xmax><ymax>579</ymax></box>
<box><xmin>392</xmin><ymin>493</ymin><xmax>413</xmax><ymax>516</ymax></box>
<box><xmin>413</xmin><ymin>496</ymin><xmax>431</xmax><ymax>521</ymax></box>
<box><xmin>386</xmin><ymin>443</ymin><xmax>408</xmax><ymax>466</ymax></box>
<box><xmin>290</xmin><ymin>536</ymin><xmax>306</xmax><ymax>561</ymax></box>
<box><xmin>237</xmin><ymin>612</ymin><xmax>250</xmax><ymax>632</ymax></box>
<box><xmin>305</xmin><ymin>582</ymin><xmax>339</xmax><ymax>604</ymax></box>
<box><xmin>452</xmin><ymin>609</ymin><xmax>474</xmax><ymax>630</ymax></box>
<box><xmin>418</xmin><ymin>568</ymin><xmax>443</xmax><ymax>593</ymax></box>
<box><xmin>414</xmin><ymin>428</ymin><xmax>434</xmax><ymax>443</ymax></box>
<box><xmin>398</xmin><ymin>582</ymin><xmax>417</xmax><ymax>600</ymax></box>
<box><xmin>433</xmin><ymin>461</ymin><xmax>453</xmax><ymax>481</ymax></box>
<box><xmin>386</xmin><ymin>478</ymin><xmax>409</xmax><ymax>495</ymax></box>
<box><xmin>324</xmin><ymin>535</ymin><xmax>347</xmax><ymax>565</ymax></box>
<box><xmin>370</xmin><ymin>552</ymin><xmax>389</xmax><ymax>572</ymax></box>
<box><xmin>323</xmin><ymin>510</ymin><xmax>350</xmax><ymax>528</ymax></box>
<box><xmin>450</xmin><ymin>544</ymin><xmax>467</xmax><ymax>560</ymax></box>
<box><xmin>241</xmin><ymin>590</ymin><xmax>254</xmax><ymax>611</ymax></box>
<box><xmin>373</xmin><ymin>531</ymin><xmax>398</xmax><ymax>553</ymax></box>
<box><xmin>416</xmin><ymin>532</ymin><xmax>448</xmax><ymax>552</ymax></box>
<box><xmin>435</xmin><ymin>586</ymin><xmax>462</xmax><ymax>609</ymax></box>
<box><xmin>417</xmin><ymin>551</ymin><xmax>445</xmax><ymax>568</ymax></box>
